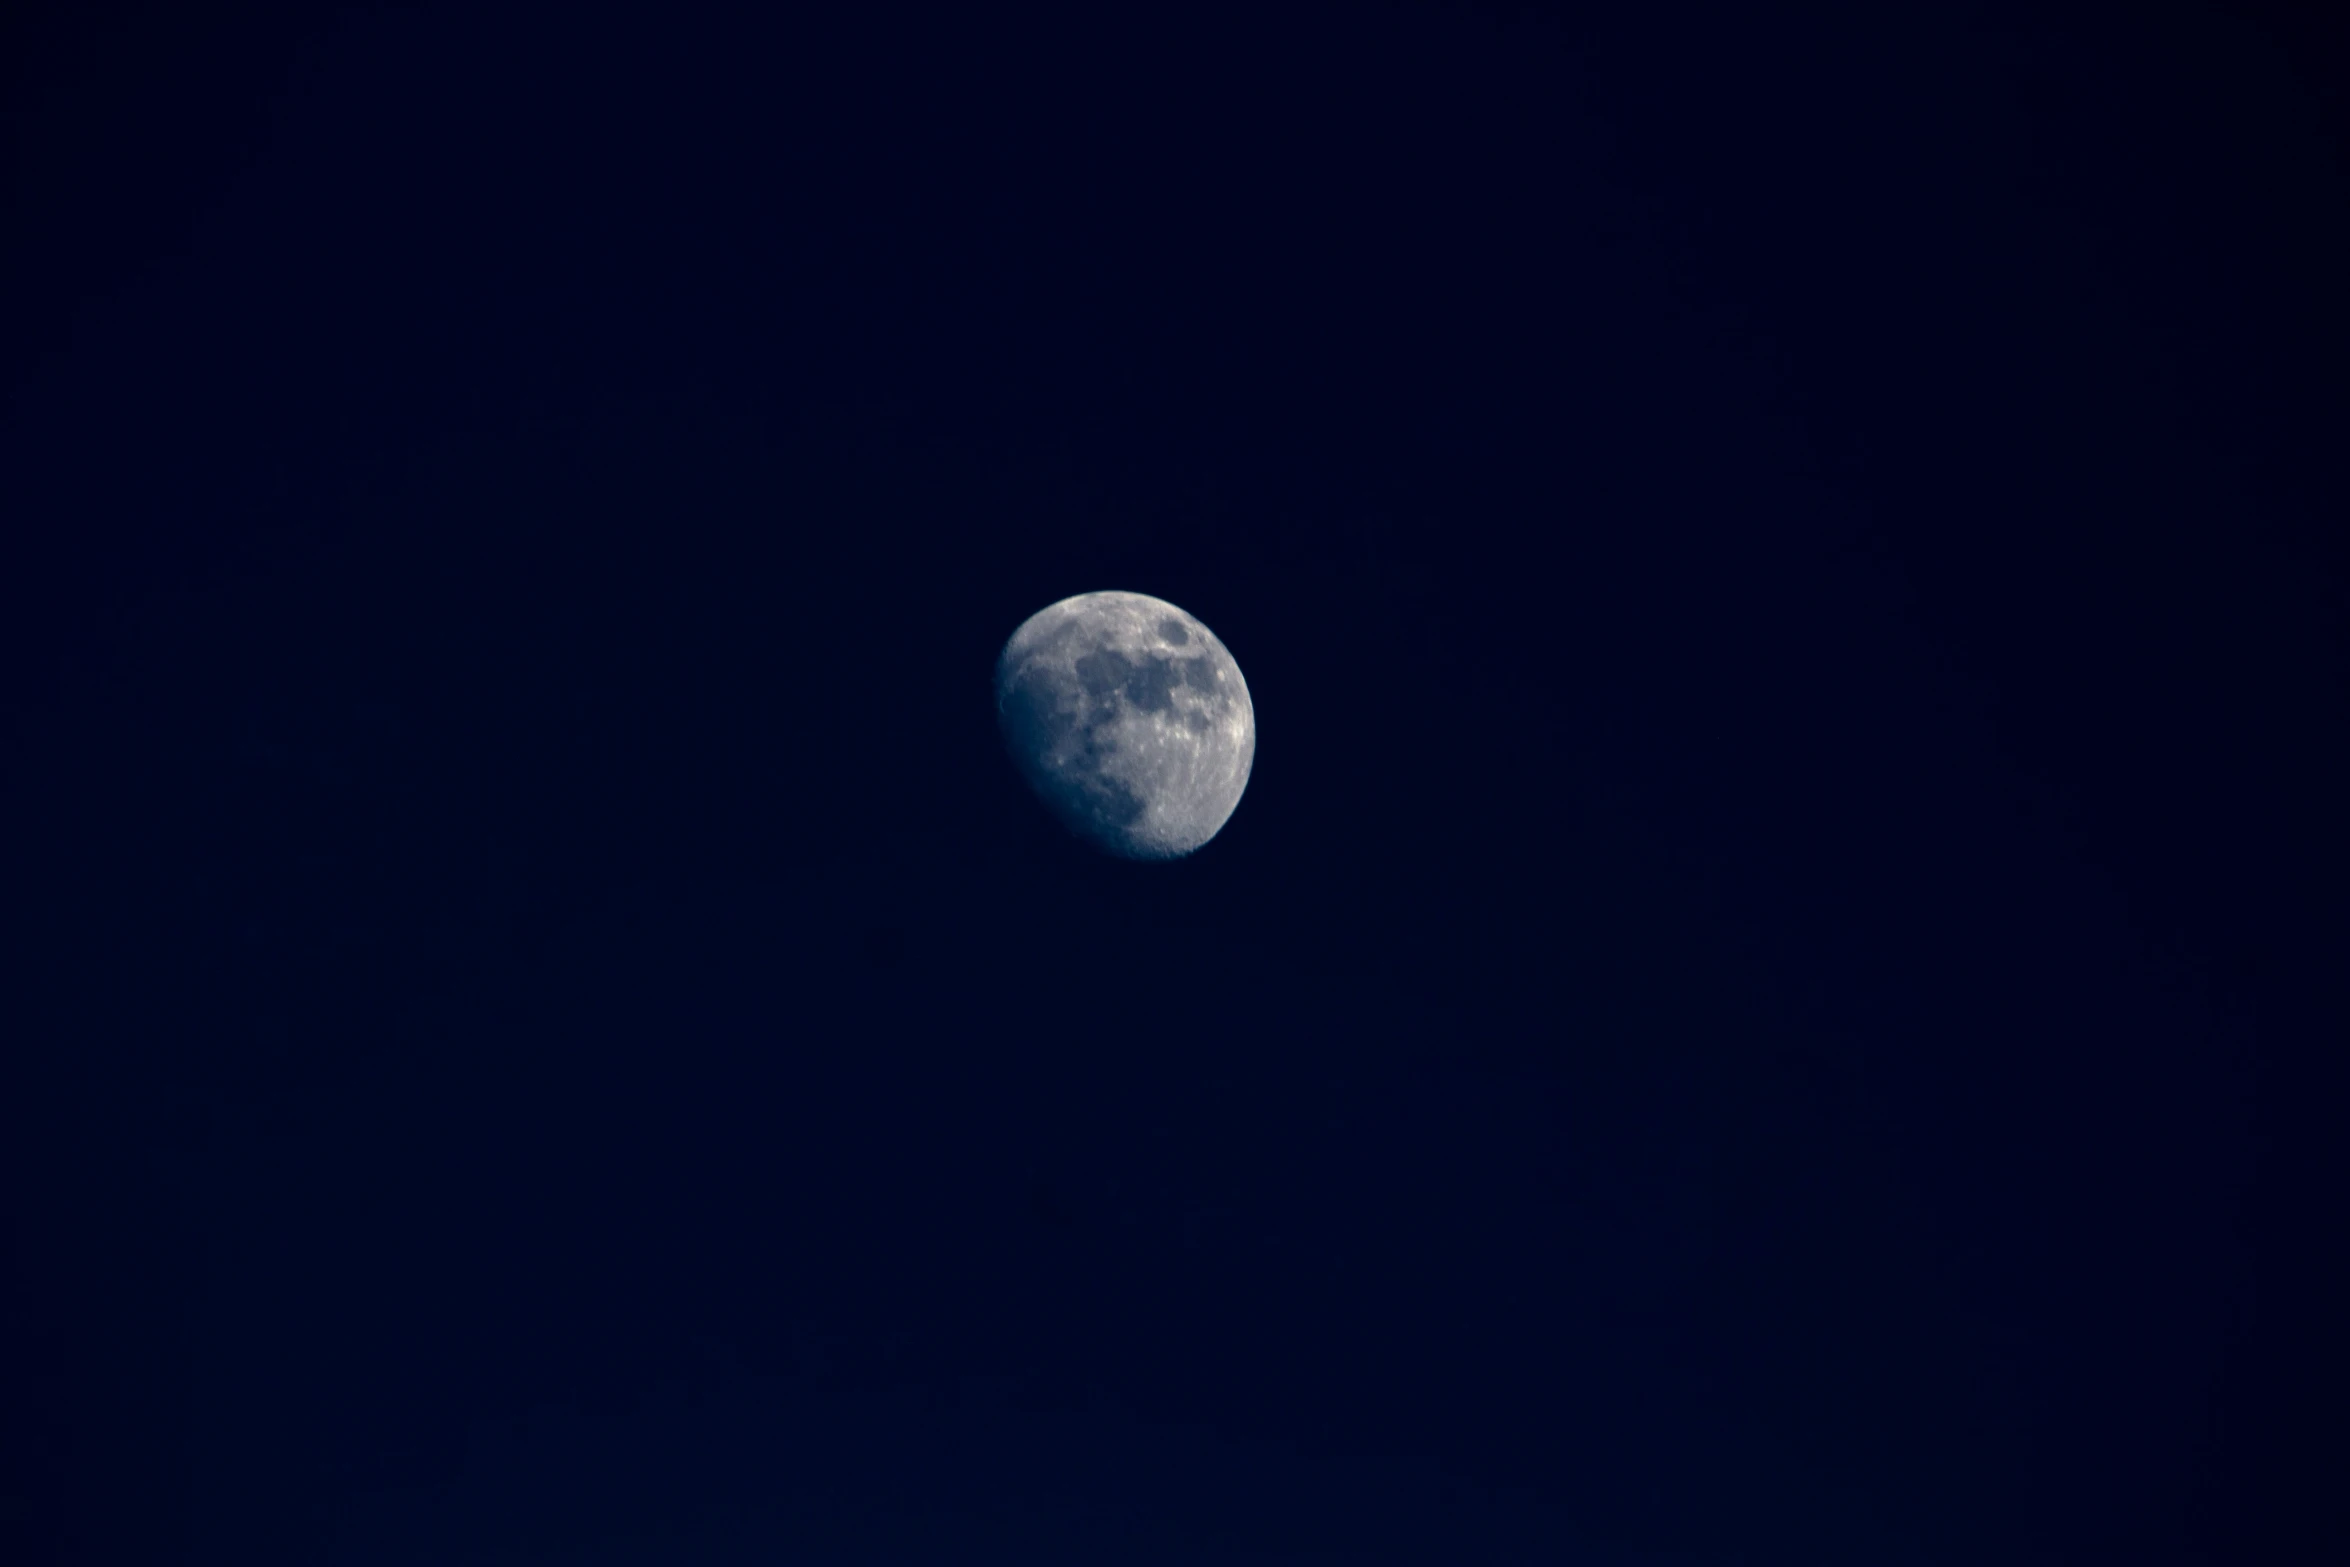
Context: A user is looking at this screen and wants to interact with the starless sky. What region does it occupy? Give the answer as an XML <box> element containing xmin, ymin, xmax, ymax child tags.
<box><xmin>5</xmin><ymin>2</ymin><xmax>2343</xmax><ymax>1564</ymax></box>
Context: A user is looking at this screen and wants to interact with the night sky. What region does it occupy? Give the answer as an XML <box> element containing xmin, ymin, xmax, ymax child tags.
<box><xmin>6</xmin><ymin>2</ymin><xmax>2342</xmax><ymax>1563</ymax></box>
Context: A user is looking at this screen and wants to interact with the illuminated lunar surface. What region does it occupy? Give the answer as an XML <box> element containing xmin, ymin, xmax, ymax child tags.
<box><xmin>994</xmin><ymin>591</ymin><xmax>1255</xmax><ymax>860</ymax></box>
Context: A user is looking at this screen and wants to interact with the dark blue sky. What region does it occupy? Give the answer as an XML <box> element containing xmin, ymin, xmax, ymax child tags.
<box><xmin>7</xmin><ymin>2</ymin><xmax>2341</xmax><ymax>1564</ymax></box>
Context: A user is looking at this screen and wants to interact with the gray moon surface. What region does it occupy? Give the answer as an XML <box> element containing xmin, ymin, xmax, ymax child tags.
<box><xmin>994</xmin><ymin>591</ymin><xmax>1255</xmax><ymax>860</ymax></box>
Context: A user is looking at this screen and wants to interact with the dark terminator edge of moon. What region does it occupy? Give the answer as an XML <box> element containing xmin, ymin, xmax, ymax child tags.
<box><xmin>994</xmin><ymin>591</ymin><xmax>1257</xmax><ymax>860</ymax></box>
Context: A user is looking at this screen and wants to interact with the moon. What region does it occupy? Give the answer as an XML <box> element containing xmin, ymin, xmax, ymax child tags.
<box><xmin>994</xmin><ymin>591</ymin><xmax>1256</xmax><ymax>860</ymax></box>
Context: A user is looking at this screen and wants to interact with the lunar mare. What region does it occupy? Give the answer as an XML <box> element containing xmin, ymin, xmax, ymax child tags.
<box><xmin>994</xmin><ymin>591</ymin><xmax>1255</xmax><ymax>859</ymax></box>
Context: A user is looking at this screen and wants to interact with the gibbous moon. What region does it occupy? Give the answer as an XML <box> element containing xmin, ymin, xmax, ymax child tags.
<box><xmin>995</xmin><ymin>591</ymin><xmax>1255</xmax><ymax>860</ymax></box>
